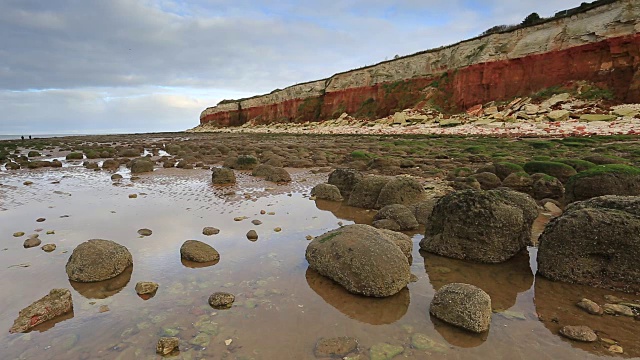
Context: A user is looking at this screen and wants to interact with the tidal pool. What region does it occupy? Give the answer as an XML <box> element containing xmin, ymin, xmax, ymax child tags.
<box><xmin>0</xmin><ymin>165</ymin><xmax>637</xmax><ymax>359</ymax></box>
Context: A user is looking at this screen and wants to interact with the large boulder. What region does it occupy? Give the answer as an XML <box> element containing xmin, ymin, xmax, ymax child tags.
<box><xmin>180</xmin><ymin>240</ymin><xmax>220</xmax><ymax>263</ymax></box>
<box><xmin>211</xmin><ymin>167</ymin><xmax>236</xmax><ymax>185</ymax></box>
<box><xmin>305</xmin><ymin>224</ymin><xmax>410</xmax><ymax>297</ymax></box>
<box><xmin>311</xmin><ymin>183</ymin><xmax>343</xmax><ymax>201</ymax></box>
<box><xmin>420</xmin><ymin>189</ymin><xmax>538</xmax><ymax>263</ymax></box>
<box><xmin>375</xmin><ymin>176</ymin><xmax>424</xmax><ymax>209</ymax></box>
<box><xmin>129</xmin><ymin>158</ymin><xmax>154</xmax><ymax>174</ymax></box>
<box><xmin>347</xmin><ymin>176</ymin><xmax>390</xmax><ymax>209</ymax></box>
<box><xmin>327</xmin><ymin>169</ymin><xmax>363</xmax><ymax>197</ymax></box>
<box><xmin>409</xmin><ymin>196</ymin><xmax>441</xmax><ymax>225</ymax></box>
<box><xmin>9</xmin><ymin>289</ymin><xmax>73</xmax><ymax>333</ymax></box>
<box><xmin>429</xmin><ymin>283</ymin><xmax>491</xmax><ymax>333</ymax></box>
<box><xmin>66</xmin><ymin>240</ymin><xmax>133</xmax><ymax>282</ymax></box>
<box><xmin>564</xmin><ymin>164</ymin><xmax>640</xmax><ymax>204</ymax></box>
<box><xmin>373</xmin><ymin>204</ymin><xmax>419</xmax><ymax>231</ymax></box>
<box><xmin>537</xmin><ymin>196</ymin><xmax>640</xmax><ymax>293</ymax></box>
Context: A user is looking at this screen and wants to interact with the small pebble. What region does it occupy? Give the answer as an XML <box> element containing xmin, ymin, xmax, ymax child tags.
<box><xmin>274</xmin><ymin>227</ymin><xmax>282</xmax><ymax>232</ymax></box>
<box><xmin>12</xmin><ymin>232</ymin><xmax>25</xmax><ymax>237</ymax></box>
<box><xmin>137</xmin><ymin>228</ymin><xmax>152</xmax><ymax>236</ymax></box>
<box><xmin>305</xmin><ymin>235</ymin><xmax>313</xmax><ymax>240</ymax></box>
<box><xmin>251</xmin><ymin>220</ymin><xmax>262</xmax><ymax>225</ymax></box>
<box><xmin>128</xmin><ymin>194</ymin><xmax>137</xmax><ymax>198</ymax></box>
<box><xmin>267</xmin><ymin>212</ymin><xmax>275</xmax><ymax>215</ymax></box>
<box><xmin>203</xmin><ymin>227</ymin><xmax>220</xmax><ymax>236</ymax></box>
<box><xmin>46</xmin><ymin>230</ymin><xmax>55</xmax><ymax>235</ymax></box>
<box><xmin>260</xmin><ymin>210</ymin><xmax>266</xmax><ymax>214</ymax></box>
<box><xmin>23</xmin><ymin>181</ymin><xmax>33</xmax><ymax>186</ymax></box>
<box><xmin>247</xmin><ymin>230</ymin><xmax>258</xmax><ymax>241</ymax></box>
<box><xmin>36</xmin><ymin>218</ymin><xmax>46</xmax><ymax>222</ymax></box>
<box><xmin>608</xmin><ymin>345</ymin><xmax>623</xmax><ymax>354</ymax></box>
<box><xmin>41</xmin><ymin>244</ymin><xmax>56</xmax><ymax>252</ymax></box>
<box><xmin>99</xmin><ymin>305</ymin><xmax>110</xmax><ymax>313</ymax></box>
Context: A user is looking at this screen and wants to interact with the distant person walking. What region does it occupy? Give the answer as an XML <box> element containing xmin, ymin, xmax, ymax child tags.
<box><xmin>29</xmin><ymin>135</ymin><xmax>32</xmax><ymax>140</ymax></box>
<box><xmin>21</xmin><ymin>136</ymin><xmax>24</xmax><ymax>141</ymax></box>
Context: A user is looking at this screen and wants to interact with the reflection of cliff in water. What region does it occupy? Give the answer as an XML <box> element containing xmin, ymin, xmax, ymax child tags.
<box><xmin>421</xmin><ymin>250</ymin><xmax>533</xmax><ymax>311</ymax></box>
<box><xmin>69</xmin><ymin>266</ymin><xmax>132</xmax><ymax>299</ymax></box>
<box><xmin>305</xmin><ymin>268</ymin><xmax>409</xmax><ymax>325</ymax></box>
<box><xmin>534</xmin><ymin>275</ymin><xmax>640</xmax><ymax>358</ymax></box>
<box><xmin>314</xmin><ymin>199</ymin><xmax>374</xmax><ymax>225</ymax></box>
<box><xmin>431</xmin><ymin>315</ymin><xmax>488</xmax><ymax>348</ymax></box>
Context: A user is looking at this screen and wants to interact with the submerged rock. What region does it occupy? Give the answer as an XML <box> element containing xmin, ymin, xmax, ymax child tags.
<box><xmin>66</xmin><ymin>239</ymin><xmax>133</xmax><ymax>282</ymax></box>
<box><xmin>576</xmin><ymin>298</ymin><xmax>603</xmax><ymax>315</ymax></box>
<box><xmin>305</xmin><ymin>224</ymin><xmax>410</xmax><ymax>297</ymax></box>
<box><xmin>208</xmin><ymin>292</ymin><xmax>235</xmax><ymax>309</ymax></box>
<box><xmin>314</xmin><ymin>337</ymin><xmax>358</xmax><ymax>358</ymax></box>
<box><xmin>429</xmin><ymin>283</ymin><xmax>491</xmax><ymax>333</ymax></box>
<box><xmin>369</xmin><ymin>343</ymin><xmax>404</xmax><ymax>360</ymax></box>
<box><xmin>135</xmin><ymin>281</ymin><xmax>159</xmax><ymax>296</ymax></box>
<box><xmin>180</xmin><ymin>240</ymin><xmax>220</xmax><ymax>263</ymax></box>
<box><xmin>10</xmin><ymin>289</ymin><xmax>73</xmax><ymax>333</ymax></box>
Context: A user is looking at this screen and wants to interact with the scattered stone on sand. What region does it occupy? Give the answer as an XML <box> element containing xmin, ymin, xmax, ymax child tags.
<box><xmin>537</xmin><ymin>196</ymin><xmax>640</xmax><ymax>293</ymax></box>
<box><xmin>310</xmin><ymin>183</ymin><xmax>344</xmax><ymax>201</ymax></box>
<box><xmin>429</xmin><ymin>283</ymin><xmax>491</xmax><ymax>333</ymax></box>
<box><xmin>9</xmin><ymin>289</ymin><xmax>73</xmax><ymax>333</ymax></box>
<box><xmin>156</xmin><ymin>337</ymin><xmax>180</xmax><ymax>355</ymax></box>
<box><xmin>603</xmin><ymin>303</ymin><xmax>635</xmax><ymax>317</ymax></box>
<box><xmin>208</xmin><ymin>292</ymin><xmax>235</xmax><ymax>309</ymax></box>
<box><xmin>66</xmin><ymin>239</ymin><xmax>133</xmax><ymax>282</ymax></box>
<box><xmin>135</xmin><ymin>281</ymin><xmax>159</xmax><ymax>296</ymax></box>
<box><xmin>260</xmin><ymin>210</ymin><xmax>266</xmax><ymax>215</ymax></box>
<box><xmin>559</xmin><ymin>325</ymin><xmax>598</xmax><ymax>342</ymax></box>
<box><xmin>369</xmin><ymin>342</ymin><xmax>404</xmax><ymax>360</ymax></box>
<box><xmin>306</xmin><ymin>224</ymin><xmax>410</xmax><ymax>297</ymax></box>
<box><xmin>251</xmin><ymin>219</ymin><xmax>262</xmax><ymax>225</ymax></box>
<box><xmin>180</xmin><ymin>240</ymin><xmax>220</xmax><ymax>263</ymax></box>
<box><xmin>211</xmin><ymin>167</ymin><xmax>236</xmax><ymax>185</ymax></box>
<box><xmin>576</xmin><ymin>298</ymin><xmax>603</xmax><ymax>315</ymax></box>
<box><xmin>46</xmin><ymin>230</ymin><xmax>55</xmax><ymax>235</ymax></box>
<box><xmin>41</xmin><ymin>244</ymin><xmax>56</xmax><ymax>252</ymax></box>
<box><xmin>234</xmin><ymin>216</ymin><xmax>246</xmax><ymax>221</ymax></box>
<box><xmin>23</xmin><ymin>237</ymin><xmax>42</xmax><ymax>248</ymax></box>
<box><xmin>274</xmin><ymin>227</ymin><xmax>282</xmax><ymax>232</ymax></box>
<box><xmin>421</xmin><ymin>189</ymin><xmax>537</xmax><ymax>263</ymax></box>
<box><xmin>36</xmin><ymin>218</ymin><xmax>46</xmax><ymax>222</ymax></box>
<box><xmin>128</xmin><ymin>194</ymin><xmax>137</xmax><ymax>199</ymax></box>
<box><xmin>314</xmin><ymin>337</ymin><xmax>359</xmax><ymax>358</ymax></box>
<box><xmin>246</xmin><ymin>230</ymin><xmax>258</xmax><ymax>241</ymax></box>
<box><xmin>111</xmin><ymin>174</ymin><xmax>123</xmax><ymax>180</ymax></box>
<box><xmin>13</xmin><ymin>232</ymin><xmax>25</xmax><ymax>237</ymax></box>
<box><xmin>23</xmin><ymin>181</ymin><xmax>33</xmax><ymax>186</ymax></box>
<box><xmin>202</xmin><ymin>227</ymin><xmax>220</xmax><ymax>236</ymax></box>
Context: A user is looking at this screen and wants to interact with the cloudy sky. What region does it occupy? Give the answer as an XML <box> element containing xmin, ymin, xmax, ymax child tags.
<box><xmin>0</xmin><ymin>0</ymin><xmax>587</xmax><ymax>135</ymax></box>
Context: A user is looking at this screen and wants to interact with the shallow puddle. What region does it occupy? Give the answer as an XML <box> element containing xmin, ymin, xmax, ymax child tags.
<box><xmin>0</xmin><ymin>165</ymin><xmax>637</xmax><ymax>359</ymax></box>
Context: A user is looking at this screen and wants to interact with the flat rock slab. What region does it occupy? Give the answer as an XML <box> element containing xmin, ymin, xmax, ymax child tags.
<box><xmin>10</xmin><ymin>289</ymin><xmax>73</xmax><ymax>333</ymax></box>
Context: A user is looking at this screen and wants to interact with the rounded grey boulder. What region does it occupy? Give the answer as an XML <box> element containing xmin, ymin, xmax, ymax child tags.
<box><xmin>373</xmin><ymin>204</ymin><xmax>419</xmax><ymax>231</ymax></box>
<box><xmin>347</xmin><ymin>176</ymin><xmax>390</xmax><ymax>209</ymax></box>
<box><xmin>311</xmin><ymin>183</ymin><xmax>344</xmax><ymax>201</ymax></box>
<box><xmin>180</xmin><ymin>240</ymin><xmax>220</xmax><ymax>263</ymax></box>
<box><xmin>327</xmin><ymin>168</ymin><xmax>363</xmax><ymax>197</ymax></box>
<box><xmin>375</xmin><ymin>176</ymin><xmax>425</xmax><ymax>209</ymax></box>
<box><xmin>420</xmin><ymin>189</ymin><xmax>538</xmax><ymax>263</ymax></box>
<box><xmin>66</xmin><ymin>239</ymin><xmax>133</xmax><ymax>282</ymax></box>
<box><xmin>429</xmin><ymin>283</ymin><xmax>491</xmax><ymax>333</ymax></box>
<box><xmin>305</xmin><ymin>224</ymin><xmax>410</xmax><ymax>297</ymax></box>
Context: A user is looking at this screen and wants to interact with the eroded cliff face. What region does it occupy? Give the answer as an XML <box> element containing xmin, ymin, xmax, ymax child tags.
<box><xmin>201</xmin><ymin>1</ymin><xmax>640</xmax><ymax>127</ymax></box>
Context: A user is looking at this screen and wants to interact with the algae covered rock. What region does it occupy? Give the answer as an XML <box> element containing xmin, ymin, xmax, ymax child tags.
<box><xmin>305</xmin><ymin>224</ymin><xmax>410</xmax><ymax>297</ymax></box>
<box><xmin>420</xmin><ymin>189</ymin><xmax>537</xmax><ymax>263</ymax></box>
<box><xmin>211</xmin><ymin>167</ymin><xmax>236</xmax><ymax>184</ymax></box>
<box><xmin>523</xmin><ymin>161</ymin><xmax>577</xmax><ymax>183</ymax></box>
<box><xmin>375</xmin><ymin>176</ymin><xmax>424</xmax><ymax>208</ymax></box>
<box><xmin>327</xmin><ymin>168</ymin><xmax>363</xmax><ymax>197</ymax></box>
<box><xmin>429</xmin><ymin>283</ymin><xmax>491</xmax><ymax>333</ymax></box>
<box><xmin>537</xmin><ymin>195</ymin><xmax>640</xmax><ymax>293</ymax></box>
<box><xmin>66</xmin><ymin>239</ymin><xmax>133</xmax><ymax>282</ymax></box>
<box><xmin>310</xmin><ymin>183</ymin><xmax>344</xmax><ymax>201</ymax></box>
<box><xmin>348</xmin><ymin>175</ymin><xmax>390</xmax><ymax>209</ymax></box>
<box><xmin>373</xmin><ymin>204</ymin><xmax>419</xmax><ymax>231</ymax></box>
<box><xmin>564</xmin><ymin>164</ymin><xmax>640</xmax><ymax>204</ymax></box>
<box><xmin>224</xmin><ymin>154</ymin><xmax>258</xmax><ymax>170</ymax></box>
<box><xmin>129</xmin><ymin>158</ymin><xmax>154</xmax><ymax>174</ymax></box>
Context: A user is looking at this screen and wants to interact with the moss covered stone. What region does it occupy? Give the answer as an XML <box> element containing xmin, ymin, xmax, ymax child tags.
<box><xmin>523</xmin><ymin>161</ymin><xmax>577</xmax><ymax>183</ymax></box>
<box><xmin>565</xmin><ymin>164</ymin><xmax>640</xmax><ymax>204</ymax></box>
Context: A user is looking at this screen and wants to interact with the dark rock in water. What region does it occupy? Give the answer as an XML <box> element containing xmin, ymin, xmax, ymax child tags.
<box><xmin>375</xmin><ymin>176</ymin><xmax>425</xmax><ymax>209</ymax></box>
<box><xmin>314</xmin><ymin>337</ymin><xmax>359</xmax><ymax>358</ymax></box>
<box><xmin>327</xmin><ymin>168</ymin><xmax>363</xmax><ymax>197</ymax></box>
<box><xmin>156</xmin><ymin>337</ymin><xmax>179</xmax><ymax>355</ymax></box>
<box><xmin>537</xmin><ymin>195</ymin><xmax>640</xmax><ymax>293</ymax></box>
<box><xmin>305</xmin><ymin>224</ymin><xmax>410</xmax><ymax>297</ymax></box>
<box><xmin>208</xmin><ymin>292</ymin><xmax>235</xmax><ymax>309</ymax></box>
<box><xmin>420</xmin><ymin>189</ymin><xmax>538</xmax><ymax>263</ymax></box>
<box><xmin>135</xmin><ymin>281</ymin><xmax>159</xmax><ymax>296</ymax></box>
<box><xmin>429</xmin><ymin>283</ymin><xmax>491</xmax><ymax>333</ymax></box>
<box><xmin>559</xmin><ymin>325</ymin><xmax>597</xmax><ymax>342</ymax></box>
<box><xmin>129</xmin><ymin>158</ymin><xmax>154</xmax><ymax>174</ymax></box>
<box><xmin>564</xmin><ymin>165</ymin><xmax>640</xmax><ymax>204</ymax></box>
<box><xmin>373</xmin><ymin>204</ymin><xmax>419</xmax><ymax>231</ymax></box>
<box><xmin>311</xmin><ymin>183</ymin><xmax>344</xmax><ymax>202</ymax></box>
<box><xmin>211</xmin><ymin>167</ymin><xmax>236</xmax><ymax>185</ymax></box>
<box><xmin>180</xmin><ymin>240</ymin><xmax>220</xmax><ymax>263</ymax></box>
<box><xmin>65</xmin><ymin>239</ymin><xmax>133</xmax><ymax>282</ymax></box>
<box><xmin>23</xmin><ymin>236</ymin><xmax>42</xmax><ymax>248</ymax></box>
<box><xmin>137</xmin><ymin>228</ymin><xmax>152</xmax><ymax>236</ymax></box>
<box><xmin>470</xmin><ymin>172</ymin><xmax>501</xmax><ymax>190</ymax></box>
<box><xmin>202</xmin><ymin>227</ymin><xmax>220</xmax><ymax>236</ymax></box>
<box><xmin>10</xmin><ymin>289</ymin><xmax>73</xmax><ymax>333</ymax></box>
<box><xmin>246</xmin><ymin>230</ymin><xmax>258</xmax><ymax>241</ymax></box>
<box><xmin>348</xmin><ymin>175</ymin><xmax>390</xmax><ymax>209</ymax></box>
<box><xmin>576</xmin><ymin>298</ymin><xmax>603</xmax><ymax>315</ymax></box>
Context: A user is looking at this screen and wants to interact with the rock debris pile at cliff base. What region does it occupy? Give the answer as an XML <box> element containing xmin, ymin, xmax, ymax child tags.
<box><xmin>190</xmin><ymin>95</ymin><xmax>640</xmax><ymax>137</ymax></box>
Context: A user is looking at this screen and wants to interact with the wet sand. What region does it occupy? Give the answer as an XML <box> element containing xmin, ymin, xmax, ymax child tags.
<box><xmin>0</xmin><ymin>135</ymin><xmax>638</xmax><ymax>359</ymax></box>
